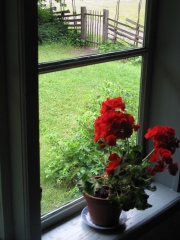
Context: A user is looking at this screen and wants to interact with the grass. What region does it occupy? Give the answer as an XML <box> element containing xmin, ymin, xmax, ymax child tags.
<box><xmin>38</xmin><ymin>43</ymin><xmax>76</xmax><ymax>62</ymax></box>
<box><xmin>39</xmin><ymin>43</ymin><xmax>142</xmax><ymax>214</ymax></box>
<box><xmin>39</xmin><ymin>59</ymin><xmax>141</xmax><ymax>139</ymax></box>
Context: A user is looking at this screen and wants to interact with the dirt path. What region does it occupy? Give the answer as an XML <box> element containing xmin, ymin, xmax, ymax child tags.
<box><xmin>70</xmin><ymin>47</ymin><xmax>98</xmax><ymax>56</ymax></box>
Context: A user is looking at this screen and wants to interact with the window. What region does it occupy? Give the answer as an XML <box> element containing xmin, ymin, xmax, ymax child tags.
<box><xmin>38</xmin><ymin>0</ymin><xmax>146</xmax><ymax>62</ymax></box>
<box><xmin>39</xmin><ymin>0</ymin><xmax>157</xmax><ymax>230</ymax></box>
<box><xmin>0</xmin><ymin>0</ymin><xmax>159</xmax><ymax>239</ymax></box>
<box><xmin>0</xmin><ymin>1</ymin><xmax>40</xmax><ymax>239</ymax></box>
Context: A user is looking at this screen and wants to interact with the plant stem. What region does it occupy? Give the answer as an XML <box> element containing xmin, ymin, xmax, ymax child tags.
<box><xmin>109</xmin><ymin>146</ymin><xmax>112</xmax><ymax>155</ymax></box>
<box><xmin>142</xmin><ymin>149</ymin><xmax>155</xmax><ymax>162</ymax></box>
<box><xmin>126</xmin><ymin>139</ymin><xmax>130</xmax><ymax>155</ymax></box>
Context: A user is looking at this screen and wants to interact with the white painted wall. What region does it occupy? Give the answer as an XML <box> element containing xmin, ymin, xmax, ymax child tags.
<box><xmin>146</xmin><ymin>0</ymin><xmax>180</xmax><ymax>191</ymax></box>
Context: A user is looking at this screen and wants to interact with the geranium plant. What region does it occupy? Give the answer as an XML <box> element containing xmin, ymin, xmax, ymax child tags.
<box><xmin>79</xmin><ymin>97</ymin><xmax>179</xmax><ymax>211</ymax></box>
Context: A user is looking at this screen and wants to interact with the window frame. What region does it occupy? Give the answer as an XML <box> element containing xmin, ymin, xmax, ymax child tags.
<box><xmin>0</xmin><ymin>0</ymin><xmax>40</xmax><ymax>239</ymax></box>
<box><xmin>0</xmin><ymin>0</ymin><xmax>157</xmax><ymax>239</ymax></box>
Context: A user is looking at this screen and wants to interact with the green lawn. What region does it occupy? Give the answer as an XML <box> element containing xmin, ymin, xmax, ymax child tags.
<box><xmin>39</xmin><ymin>43</ymin><xmax>142</xmax><ymax>214</ymax></box>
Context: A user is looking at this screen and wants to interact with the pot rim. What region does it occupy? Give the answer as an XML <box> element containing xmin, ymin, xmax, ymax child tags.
<box><xmin>83</xmin><ymin>192</ymin><xmax>110</xmax><ymax>201</ymax></box>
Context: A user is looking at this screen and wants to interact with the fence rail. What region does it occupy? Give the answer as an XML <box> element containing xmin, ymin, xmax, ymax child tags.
<box><xmin>108</xmin><ymin>17</ymin><xmax>144</xmax><ymax>45</ymax></box>
<box><xmin>55</xmin><ymin>7</ymin><xmax>144</xmax><ymax>47</ymax></box>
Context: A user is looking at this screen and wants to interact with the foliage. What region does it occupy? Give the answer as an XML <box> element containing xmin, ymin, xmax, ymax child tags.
<box><xmin>127</xmin><ymin>56</ymin><xmax>142</xmax><ymax>65</ymax></box>
<box><xmin>38</xmin><ymin>5</ymin><xmax>55</xmax><ymax>24</ymax></box>
<box><xmin>65</xmin><ymin>31</ymin><xmax>89</xmax><ymax>47</ymax></box>
<box><xmin>98</xmin><ymin>41</ymin><xmax>142</xmax><ymax>66</ymax></box>
<box><xmin>98</xmin><ymin>39</ymin><xmax>132</xmax><ymax>53</ymax></box>
<box><xmin>38</xmin><ymin>4</ymin><xmax>88</xmax><ymax>46</ymax></box>
<box><xmin>78</xmin><ymin>97</ymin><xmax>179</xmax><ymax>211</ymax></box>
<box><xmin>38</xmin><ymin>5</ymin><xmax>67</xmax><ymax>44</ymax></box>
<box><xmin>44</xmin><ymin>81</ymin><xmax>139</xmax><ymax>189</ymax></box>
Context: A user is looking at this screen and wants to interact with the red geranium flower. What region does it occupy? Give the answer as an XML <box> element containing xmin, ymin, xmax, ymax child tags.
<box><xmin>145</xmin><ymin>126</ymin><xmax>180</xmax><ymax>154</ymax></box>
<box><xmin>154</xmin><ymin>161</ymin><xmax>166</xmax><ymax>173</ymax></box>
<box><xmin>106</xmin><ymin>154</ymin><xmax>121</xmax><ymax>175</ymax></box>
<box><xmin>94</xmin><ymin>109</ymin><xmax>139</xmax><ymax>142</ymax></box>
<box><xmin>109</xmin><ymin>113</ymin><xmax>135</xmax><ymax>140</ymax></box>
<box><xmin>150</xmin><ymin>151</ymin><xmax>159</xmax><ymax>162</ymax></box>
<box><xmin>106</xmin><ymin>135</ymin><xmax>117</xmax><ymax>146</ymax></box>
<box><xmin>93</xmin><ymin>97</ymin><xmax>179</xmax><ymax>188</ymax></box>
<box><xmin>100</xmin><ymin>97</ymin><xmax>125</xmax><ymax>114</ymax></box>
<box><xmin>168</xmin><ymin>162</ymin><xmax>178</xmax><ymax>176</ymax></box>
<box><xmin>133</xmin><ymin>124</ymin><xmax>141</xmax><ymax>132</ymax></box>
<box><xmin>147</xmin><ymin>167</ymin><xmax>155</xmax><ymax>176</ymax></box>
<box><xmin>81</xmin><ymin>97</ymin><xmax>180</xmax><ymax>212</ymax></box>
<box><xmin>108</xmin><ymin>153</ymin><xmax>121</xmax><ymax>162</ymax></box>
<box><xmin>106</xmin><ymin>158</ymin><xmax>120</xmax><ymax>175</ymax></box>
<box><xmin>158</xmin><ymin>148</ymin><xmax>172</xmax><ymax>161</ymax></box>
<box><xmin>150</xmin><ymin>148</ymin><xmax>172</xmax><ymax>164</ymax></box>
<box><xmin>147</xmin><ymin>161</ymin><xmax>166</xmax><ymax>176</ymax></box>
<box><xmin>94</xmin><ymin>115</ymin><xmax>109</xmax><ymax>142</ymax></box>
<box><xmin>100</xmin><ymin>144</ymin><xmax>106</xmax><ymax>149</ymax></box>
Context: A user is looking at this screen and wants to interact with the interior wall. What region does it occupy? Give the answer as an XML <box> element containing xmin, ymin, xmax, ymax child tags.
<box><xmin>146</xmin><ymin>0</ymin><xmax>180</xmax><ymax>191</ymax></box>
<box><xmin>138</xmin><ymin>1</ymin><xmax>180</xmax><ymax>239</ymax></box>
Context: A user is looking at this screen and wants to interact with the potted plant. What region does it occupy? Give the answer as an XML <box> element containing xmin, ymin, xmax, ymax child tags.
<box><xmin>78</xmin><ymin>97</ymin><xmax>179</xmax><ymax>227</ymax></box>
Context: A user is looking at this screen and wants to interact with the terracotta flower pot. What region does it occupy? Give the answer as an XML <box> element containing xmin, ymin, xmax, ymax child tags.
<box><xmin>83</xmin><ymin>192</ymin><xmax>121</xmax><ymax>226</ymax></box>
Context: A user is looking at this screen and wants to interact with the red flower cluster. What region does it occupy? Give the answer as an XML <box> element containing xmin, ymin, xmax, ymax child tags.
<box><xmin>145</xmin><ymin>126</ymin><xmax>179</xmax><ymax>154</ymax></box>
<box><xmin>106</xmin><ymin>153</ymin><xmax>121</xmax><ymax>176</ymax></box>
<box><xmin>100</xmin><ymin>97</ymin><xmax>126</xmax><ymax>114</ymax></box>
<box><xmin>94</xmin><ymin>97</ymin><xmax>140</xmax><ymax>144</ymax></box>
<box><xmin>145</xmin><ymin>126</ymin><xmax>179</xmax><ymax>176</ymax></box>
<box><xmin>94</xmin><ymin>97</ymin><xmax>140</xmax><ymax>177</ymax></box>
<box><xmin>94</xmin><ymin>97</ymin><xmax>179</xmax><ymax>179</ymax></box>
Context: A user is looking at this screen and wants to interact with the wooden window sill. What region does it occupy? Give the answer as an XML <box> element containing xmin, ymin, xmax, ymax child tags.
<box><xmin>42</xmin><ymin>182</ymin><xmax>180</xmax><ymax>240</ymax></box>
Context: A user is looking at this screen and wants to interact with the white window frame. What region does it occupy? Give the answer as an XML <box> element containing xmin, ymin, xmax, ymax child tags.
<box><xmin>0</xmin><ymin>0</ymin><xmax>157</xmax><ymax>239</ymax></box>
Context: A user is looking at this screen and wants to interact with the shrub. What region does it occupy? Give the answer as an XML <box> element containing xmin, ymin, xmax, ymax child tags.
<box><xmin>38</xmin><ymin>5</ymin><xmax>89</xmax><ymax>46</ymax></box>
<box><xmin>98</xmin><ymin>39</ymin><xmax>131</xmax><ymax>53</ymax></box>
<box><xmin>38</xmin><ymin>6</ymin><xmax>55</xmax><ymax>24</ymax></box>
<box><xmin>38</xmin><ymin>6</ymin><xmax>69</xmax><ymax>44</ymax></box>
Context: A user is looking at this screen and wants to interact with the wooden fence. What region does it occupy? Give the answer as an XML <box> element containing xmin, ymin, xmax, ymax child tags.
<box><xmin>54</xmin><ymin>7</ymin><xmax>144</xmax><ymax>47</ymax></box>
<box><xmin>108</xmin><ymin>17</ymin><xmax>144</xmax><ymax>46</ymax></box>
<box><xmin>54</xmin><ymin>10</ymin><xmax>81</xmax><ymax>34</ymax></box>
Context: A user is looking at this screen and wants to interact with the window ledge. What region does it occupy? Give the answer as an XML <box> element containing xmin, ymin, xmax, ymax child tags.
<box><xmin>42</xmin><ymin>183</ymin><xmax>180</xmax><ymax>240</ymax></box>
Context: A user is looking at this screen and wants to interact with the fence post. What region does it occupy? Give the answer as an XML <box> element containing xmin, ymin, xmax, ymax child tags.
<box><xmin>81</xmin><ymin>7</ymin><xmax>87</xmax><ymax>40</ymax></box>
<box><xmin>135</xmin><ymin>0</ymin><xmax>141</xmax><ymax>46</ymax></box>
<box><xmin>103</xmin><ymin>9</ymin><xmax>109</xmax><ymax>43</ymax></box>
<box><xmin>49</xmin><ymin>0</ymin><xmax>52</xmax><ymax>11</ymax></box>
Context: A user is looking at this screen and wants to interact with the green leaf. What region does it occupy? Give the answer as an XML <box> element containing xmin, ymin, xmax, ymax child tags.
<box><xmin>132</xmin><ymin>145</ymin><xmax>142</xmax><ymax>151</ymax></box>
<box><xmin>147</xmin><ymin>185</ymin><xmax>156</xmax><ymax>191</ymax></box>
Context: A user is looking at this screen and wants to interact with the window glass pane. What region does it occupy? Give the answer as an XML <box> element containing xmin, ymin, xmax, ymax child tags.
<box><xmin>39</xmin><ymin>56</ymin><xmax>142</xmax><ymax>215</ymax></box>
<box><xmin>38</xmin><ymin>0</ymin><xmax>146</xmax><ymax>62</ymax></box>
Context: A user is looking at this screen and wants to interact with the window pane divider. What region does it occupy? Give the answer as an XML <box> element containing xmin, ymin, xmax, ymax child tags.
<box><xmin>38</xmin><ymin>48</ymin><xmax>147</xmax><ymax>74</ymax></box>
